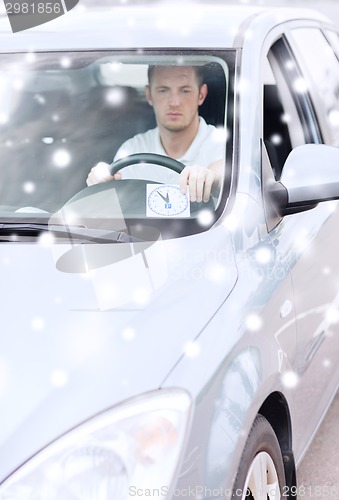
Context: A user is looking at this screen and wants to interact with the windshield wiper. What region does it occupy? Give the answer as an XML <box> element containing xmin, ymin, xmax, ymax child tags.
<box><xmin>0</xmin><ymin>223</ymin><xmax>143</xmax><ymax>243</ymax></box>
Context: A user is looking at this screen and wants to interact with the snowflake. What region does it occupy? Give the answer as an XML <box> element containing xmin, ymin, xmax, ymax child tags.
<box><xmin>52</xmin><ymin>148</ymin><xmax>71</xmax><ymax>168</ymax></box>
<box><xmin>281</xmin><ymin>370</ymin><xmax>299</xmax><ymax>389</ymax></box>
<box><xmin>50</xmin><ymin>369</ymin><xmax>69</xmax><ymax>388</ymax></box>
<box><xmin>184</xmin><ymin>341</ymin><xmax>201</xmax><ymax>358</ymax></box>
<box><xmin>31</xmin><ymin>316</ymin><xmax>45</xmax><ymax>331</ymax></box>
<box><xmin>121</xmin><ymin>327</ymin><xmax>136</xmax><ymax>342</ymax></box>
<box><xmin>245</xmin><ymin>313</ymin><xmax>263</xmax><ymax>332</ymax></box>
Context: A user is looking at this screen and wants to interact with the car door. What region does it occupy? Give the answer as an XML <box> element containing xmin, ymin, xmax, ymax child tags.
<box><xmin>262</xmin><ymin>29</ymin><xmax>339</xmax><ymax>458</ymax></box>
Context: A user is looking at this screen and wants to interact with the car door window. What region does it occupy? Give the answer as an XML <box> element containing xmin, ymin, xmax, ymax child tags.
<box><xmin>289</xmin><ymin>28</ymin><xmax>339</xmax><ymax>146</ymax></box>
<box><xmin>262</xmin><ymin>58</ymin><xmax>294</xmax><ymax>179</ymax></box>
<box><xmin>262</xmin><ymin>36</ymin><xmax>321</xmax><ymax>180</ymax></box>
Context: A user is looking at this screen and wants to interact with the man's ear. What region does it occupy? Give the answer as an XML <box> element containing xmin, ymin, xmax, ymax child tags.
<box><xmin>198</xmin><ymin>83</ymin><xmax>208</xmax><ymax>106</ymax></box>
<box><xmin>145</xmin><ymin>85</ymin><xmax>153</xmax><ymax>106</ymax></box>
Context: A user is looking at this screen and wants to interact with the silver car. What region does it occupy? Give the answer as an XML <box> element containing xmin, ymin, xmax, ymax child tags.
<box><xmin>1</xmin><ymin>3</ymin><xmax>339</xmax><ymax>499</ymax></box>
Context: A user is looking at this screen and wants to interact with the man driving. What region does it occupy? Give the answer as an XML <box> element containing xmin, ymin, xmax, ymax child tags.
<box><xmin>86</xmin><ymin>64</ymin><xmax>225</xmax><ymax>203</ymax></box>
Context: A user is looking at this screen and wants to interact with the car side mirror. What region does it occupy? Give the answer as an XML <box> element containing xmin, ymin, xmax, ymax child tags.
<box><xmin>280</xmin><ymin>144</ymin><xmax>339</xmax><ymax>209</ymax></box>
<box><xmin>264</xmin><ymin>144</ymin><xmax>339</xmax><ymax>227</ymax></box>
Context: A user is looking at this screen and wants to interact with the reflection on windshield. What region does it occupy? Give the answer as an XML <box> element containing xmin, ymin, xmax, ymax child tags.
<box><xmin>0</xmin><ymin>51</ymin><xmax>231</xmax><ymax>239</ymax></box>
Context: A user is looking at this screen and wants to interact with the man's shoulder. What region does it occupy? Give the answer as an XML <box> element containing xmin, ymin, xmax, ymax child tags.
<box><xmin>198</xmin><ymin>116</ymin><xmax>217</xmax><ymax>133</ymax></box>
<box><xmin>197</xmin><ymin>117</ymin><xmax>224</xmax><ymax>147</ymax></box>
<box><xmin>114</xmin><ymin>127</ymin><xmax>159</xmax><ymax>159</ymax></box>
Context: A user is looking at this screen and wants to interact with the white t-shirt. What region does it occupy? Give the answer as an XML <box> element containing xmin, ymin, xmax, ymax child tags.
<box><xmin>113</xmin><ymin>117</ymin><xmax>225</xmax><ymax>184</ymax></box>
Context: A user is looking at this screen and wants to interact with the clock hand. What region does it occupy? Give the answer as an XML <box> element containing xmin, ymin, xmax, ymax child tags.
<box><xmin>157</xmin><ymin>191</ymin><xmax>170</xmax><ymax>203</ymax></box>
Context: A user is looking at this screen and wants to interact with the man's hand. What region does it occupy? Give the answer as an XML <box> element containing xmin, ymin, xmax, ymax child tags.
<box><xmin>179</xmin><ymin>160</ymin><xmax>223</xmax><ymax>203</ymax></box>
<box><xmin>86</xmin><ymin>160</ymin><xmax>223</xmax><ymax>202</ymax></box>
<box><xmin>86</xmin><ymin>162</ymin><xmax>121</xmax><ymax>187</ymax></box>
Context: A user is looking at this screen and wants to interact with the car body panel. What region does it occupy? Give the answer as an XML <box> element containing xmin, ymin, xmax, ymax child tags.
<box><xmin>270</xmin><ymin>200</ymin><xmax>339</xmax><ymax>461</ymax></box>
<box><xmin>0</xmin><ymin>5</ymin><xmax>329</xmax><ymax>51</ymax></box>
<box><xmin>163</xmin><ymin>192</ymin><xmax>299</xmax><ymax>492</ymax></box>
<box><xmin>0</xmin><ymin>226</ymin><xmax>237</xmax><ymax>482</ymax></box>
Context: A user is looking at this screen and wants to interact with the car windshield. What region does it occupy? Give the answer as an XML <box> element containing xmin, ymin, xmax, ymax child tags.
<box><xmin>0</xmin><ymin>50</ymin><xmax>234</xmax><ymax>241</ymax></box>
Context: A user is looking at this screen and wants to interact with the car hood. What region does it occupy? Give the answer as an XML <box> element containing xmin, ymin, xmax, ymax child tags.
<box><xmin>0</xmin><ymin>225</ymin><xmax>237</xmax><ymax>482</ymax></box>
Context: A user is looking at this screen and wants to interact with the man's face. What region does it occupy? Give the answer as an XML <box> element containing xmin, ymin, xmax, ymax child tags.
<box><xmin>145</xmin><ymin>66</ymin><xmax>207</xmax><ymax>132</ymax></box>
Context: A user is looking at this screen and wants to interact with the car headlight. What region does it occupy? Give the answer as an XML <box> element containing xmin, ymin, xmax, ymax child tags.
<box><xmin>0</xmin><ymin>389</ymin><xmax>191</xmax><ymax>500</ymax></box>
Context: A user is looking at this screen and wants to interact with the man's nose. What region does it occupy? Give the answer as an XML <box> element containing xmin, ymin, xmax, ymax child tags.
<box><xmin>168</xmin><ymin>91</ymin><xmax>180</xmax><ymax>106</ymax></box>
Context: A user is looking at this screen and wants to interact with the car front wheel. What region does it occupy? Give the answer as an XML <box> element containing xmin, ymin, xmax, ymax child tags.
<box><xmin>232</xmin><ymin>414</ymin><xmax>286</xmax><ymax>499</ymax></box>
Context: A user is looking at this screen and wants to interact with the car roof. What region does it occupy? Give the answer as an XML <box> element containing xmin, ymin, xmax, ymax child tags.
<box><xmin>0</xmin><ymin>3</ymin><xmax>332</xmax><ymax>51</ymax></box>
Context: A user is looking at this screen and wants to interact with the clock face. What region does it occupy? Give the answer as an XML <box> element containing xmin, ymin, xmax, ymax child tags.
<box><xmin>146</xmin><ymin>184</ymin><xmax>190</xmax><ymax>217</ymax></box>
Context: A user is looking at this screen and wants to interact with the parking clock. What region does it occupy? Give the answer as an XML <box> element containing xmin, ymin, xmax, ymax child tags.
<box><xmin>146</xmin><ymin>184</ymin><xmax>190</xmax><ymax>217</ymax></box>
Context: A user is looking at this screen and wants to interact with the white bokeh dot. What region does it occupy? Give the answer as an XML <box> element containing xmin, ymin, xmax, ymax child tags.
<box><xmin>60</xmin><ymin>57</ymin><xmax>72</xmax><ymax>68</ymax></box>
<box><xmin>325</xmin><ymin>306</ymin><xmax>339</xmax><ymax>325</ymax></box>
<box><xmin>206</xmin><ymin>262</ymin><xmax>227</xmax><ymax>283</ymax></box>
<box><xmin>184</xmin><ymin>341</ymin><xmax>201</xmax><ymax>358</ymax></box>
<box><xmin>26</xmin><ymin>52</ymin><xmax>36</xmax><ymax>63</ymax></box>
<box><xmin>31</xmin><ymin>317</ymin><xmax>45</xmax><ymax>331</ymax></box>
<box><xmin>37</xmin><ymin>232</ymin><xmax>55</xmax><ymax>247</ymax></box>
<box><xmin>13</xmin><ymin>79</ymin><xmax>24</xmax><ymax>91</ymax></box>
<box><xmin>23</xmin><ymin>181</ymin><xmax>35</xmax><ymax>194</ymax></box>
<box><xmin>52</xmin><ymin>149</ymin><xmax>71</xmax><ymax>168</ymax></box>
<box><xmin>133</xmin><ymin>287</ymin><xmax>150</xmax><ymax>306</ymax></box>
<box><xmin>323</xmin><ymin>358</ymin><xmax>331</xmax><ymax>368</ymax></box>
<box><xmin>245</xmin><ymin>313</ymin><xmax>263</xmax><ymax>332</ymax></box>
<box><xmin>122</xmin><ymin>327</ymin><xmax>136</xmax><ymax>342</ymax></box>
<box><xmin>281</xmin><ymin>370</ymin><xmax>299</xmax><ymax>389</ymax></box>
<box><xmin>50</xmin><ymin>369</ymin><xmax>68</xmax><ymax>388</ymax></box>
<box><xmin>106</xmin><ymin>87</ymin><xmax>126</xmax><ymax>106</ymax></box>
<box><xmin>197</xmin><ymin>209</ymin><xmax>214</xmax><ymax>227</ymax></box>
<box><xmin>285</xmin><ymin>60</ymin><xmax>295</xmax><ymax>71</ymax></box>
<box><xmin>293</xmin><ymin>77</ymin><xmax>308</xmax><ymax>94</ymax></box>
<box><xmin>270</xmin><ymin>134</ymin><xmax>282</xmax><ymax>145</ymax></box>
<box><xmin>329</xmin><ymin>109</ymin><xmax>339</xmax><ymax>127</ymax></box>
<box><xmin>281</xmin><ymin>113</ymin><xmax>291</xmax><ymax>123</ymax></box>
<box><xmin>255</xmin><ymin>246</ymin><xmax>272</xmax><ymax>265</ymax></box>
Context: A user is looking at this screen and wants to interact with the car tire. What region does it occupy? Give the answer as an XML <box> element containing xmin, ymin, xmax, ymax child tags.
<box><xmin>232</xmin><ymin>414</ymin><xmax>286</xmax><ymax>499</ymax></box>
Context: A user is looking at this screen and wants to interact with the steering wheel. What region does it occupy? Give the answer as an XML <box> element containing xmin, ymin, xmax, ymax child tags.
<box><xmin>109</xmin><ymin>153</ymin><xmax>186</xmax><ymax>176</ymax></box>
<box><xmin>63</xmin><ymin>152</ymin><xmax>214</xmax><ymax>218</ymax></box>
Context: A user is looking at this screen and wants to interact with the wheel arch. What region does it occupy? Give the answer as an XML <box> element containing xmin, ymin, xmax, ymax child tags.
<box><xmin>259</xmin><ymin>391</ymin><xmax>297</xmax><ymax>496</ymax></box>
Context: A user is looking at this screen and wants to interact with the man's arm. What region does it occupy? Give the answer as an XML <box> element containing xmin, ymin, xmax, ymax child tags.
<box><xmin>86</xmin><ymin>162</ymin><xmax>121</xmax><ymax>186</ymax></box>
<box><xmin>86</xmin><ymin>138</ymin><xmax>138</xmax><ymax>187</ymax></box>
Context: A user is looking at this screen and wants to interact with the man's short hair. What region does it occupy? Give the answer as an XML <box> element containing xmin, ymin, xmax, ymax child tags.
<box><xmin>147</xmin><ymin>65</ymin><xmax>205</xmax><ymax>88</ymax></box>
